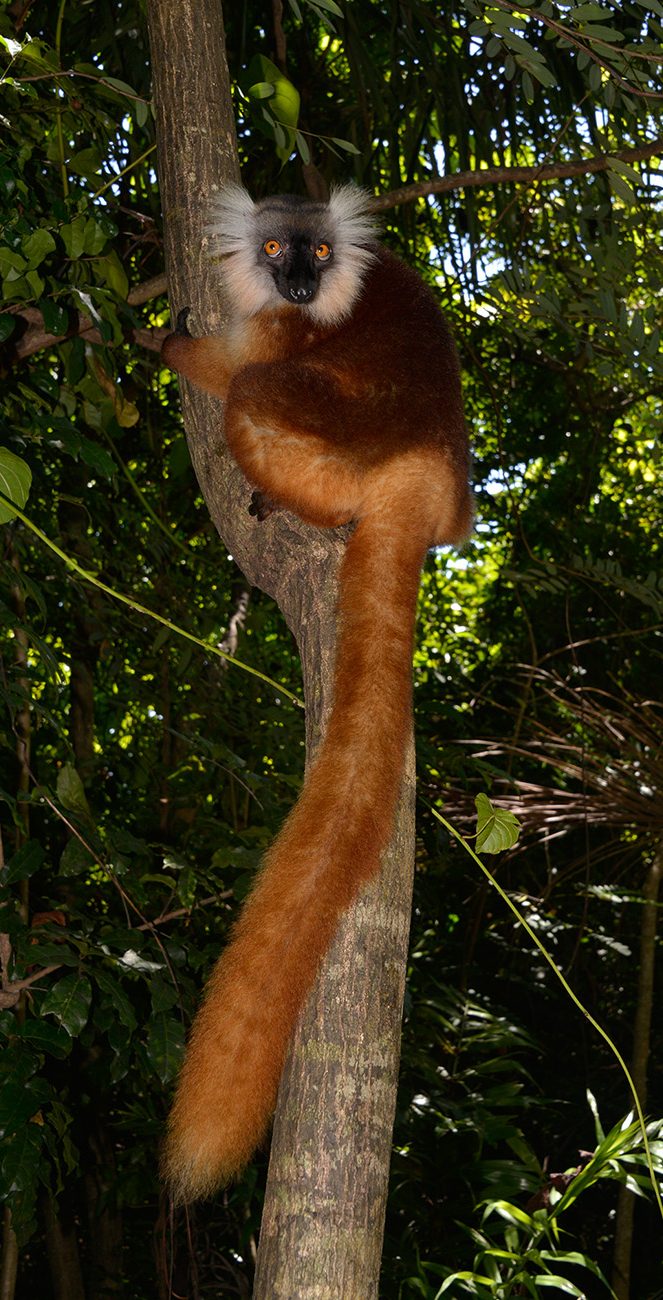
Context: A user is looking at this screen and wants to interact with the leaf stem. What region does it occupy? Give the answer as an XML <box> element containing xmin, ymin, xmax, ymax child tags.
<box><xmin>3</xmin><ymin>496</ymin><xmax>304</xmax><ymax>709</ymax></box>
<box><xmin>92</xmin><ymin>144</ymin><xmax>157</xmax><ymax>201</ymax></box>
<box><xmin>54</xmin><ymin>0</ymin><xmax>69</xmax><ymax>199</ymax></box>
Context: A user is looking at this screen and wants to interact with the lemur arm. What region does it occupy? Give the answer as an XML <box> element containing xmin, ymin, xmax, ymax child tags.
<box><xmin>161</xmin><ymin>309</ymin><xmax>236</xmax><ymax>401</ymax></box>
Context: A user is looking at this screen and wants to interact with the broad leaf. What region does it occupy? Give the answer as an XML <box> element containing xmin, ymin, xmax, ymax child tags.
<box><xmin>475</xmin><ymin>794</ymin><xmax>522</xmax><ymax>854</ymax></box>
<box><xmin>0</xmin><ymin>448</ymin><xmax>32</xmax><ymax>524</ymax></box>
<box><xmin>41</xmin><ymin>973</ymin><xmax>92</xmax><ymax>1037</ymax></box>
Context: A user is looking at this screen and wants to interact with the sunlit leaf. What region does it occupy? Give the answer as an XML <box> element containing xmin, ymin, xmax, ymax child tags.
<box><xmin>56</xmin><ymin>764</ymin><xmax>92</xmax><ymax>820</ymax></box>
<box><xmin>475</xmin><ymin>794</ymin><xmax>522</xmax><ymax>854</ymax></box>
<box><xmin>0</xmin><ymin>447</ymin><xmax>32</xmax><ymax>524</ymax></box>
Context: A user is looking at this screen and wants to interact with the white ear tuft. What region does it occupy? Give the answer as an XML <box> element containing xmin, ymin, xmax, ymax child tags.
<box><xmin>208</xmin><ymin>184</ymin><xmax>256</xmax><ymax>255</ymax></box>
<box><xmin>327</xmin><ymin>185</ymin><xmax>379</xmax><ymax>248</ymax></box>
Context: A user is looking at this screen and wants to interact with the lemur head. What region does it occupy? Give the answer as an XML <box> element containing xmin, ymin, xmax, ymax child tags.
<box><xmin>209</xmin><ymin>185</ymin><xmax>379</xmax><ymax>327</ymax></box>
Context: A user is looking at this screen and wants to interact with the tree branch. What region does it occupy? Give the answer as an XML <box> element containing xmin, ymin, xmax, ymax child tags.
<box><xmin>3</xmin><ymin>274</ymin><xmax>169</xmax><ymax>364</ymax></box>
<box><xmin>370</xmin><ymin>137</ymin><xmax>663</xmax><ymax>211</ymax></box>
<box><xmin>0</xmin><ymin>894</ymin><xmax>228</xmax><ymax>1008</ymax></box>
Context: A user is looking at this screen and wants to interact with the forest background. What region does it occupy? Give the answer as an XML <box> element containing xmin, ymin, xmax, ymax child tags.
<box><xmin>0</xmin><ymin>0</ymin><xmax>662</xmax><ymax>1297</ymax></box>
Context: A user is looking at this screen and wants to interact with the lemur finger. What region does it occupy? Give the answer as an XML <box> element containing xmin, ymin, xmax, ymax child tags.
<box><xmin>175</xmin><ymin>307</ymin><xmax>192</xmax><ymax>336</ymax></box>
<box><xmin>248</xmin><ymin>490</ymin><xmax>277</xmax><ymax>522</ymax></box>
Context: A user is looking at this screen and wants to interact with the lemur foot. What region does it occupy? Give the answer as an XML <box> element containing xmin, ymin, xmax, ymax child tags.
<box><xmin>248</xmin><ymin>490</ymin><xmax>278</xmax><ymax>522</ymax></box>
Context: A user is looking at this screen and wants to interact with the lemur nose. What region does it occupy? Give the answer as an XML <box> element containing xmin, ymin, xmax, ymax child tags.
<box><xmin>289</xmin><ymin>285</ymin><xmax>313</xmax><ymax>302</ymax></box>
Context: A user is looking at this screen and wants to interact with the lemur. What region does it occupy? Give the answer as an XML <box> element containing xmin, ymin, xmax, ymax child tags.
<box><xmin>160</xmin><ymin>184</ymin><xmax>472</xmax><ymax>1201</ymax></box>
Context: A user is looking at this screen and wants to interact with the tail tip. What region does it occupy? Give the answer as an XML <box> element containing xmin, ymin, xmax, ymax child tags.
<box><xmin>160</xmin><ymin>1132</ymin><xmax>238</xmax><ymax>1204</ymax></box>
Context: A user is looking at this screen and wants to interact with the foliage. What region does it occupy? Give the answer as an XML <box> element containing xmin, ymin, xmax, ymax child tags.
<box><xmin>410</xmin><ymin>1101</ymin><xmax>663</xmax><ymax>1298</ymax></box>
<box><xmin>0</xmin><ymin>0</ymin><xmax>661</xmax><ymax>1297</ymax></box>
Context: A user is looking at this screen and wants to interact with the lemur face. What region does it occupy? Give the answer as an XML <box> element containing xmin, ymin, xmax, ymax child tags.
<box><xmin>209</xmin><ymin>184</ymin><xmax>379</xmax><ymax>326</ymax></box>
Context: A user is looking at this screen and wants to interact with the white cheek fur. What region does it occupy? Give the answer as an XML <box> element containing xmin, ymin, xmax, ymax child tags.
<box><xmin>306</xmin><ymin>246</ymin><xmax>376</xmax><ymax>327</ymax></box>
<box><xmin>220</xmin><ymin>249</ymin><xmax>282</xmax><ymax>315</ymax></box>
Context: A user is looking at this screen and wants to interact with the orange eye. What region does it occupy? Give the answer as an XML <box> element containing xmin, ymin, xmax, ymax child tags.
<box><xmin>263</xmin><ymin>239</ymin><xmax>282</xmax><ymax>257</ymax></box>
<box><xmin>315</xmin><ymin>242</ymin><xmax>332</xmax><ymax>261</ymax></box>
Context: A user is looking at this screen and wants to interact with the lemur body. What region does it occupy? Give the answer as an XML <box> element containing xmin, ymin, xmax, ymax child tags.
<box><xmin>161</xmin><ymin>185</ymin><xmax>472</xmax><ymax>1201</ymax></box>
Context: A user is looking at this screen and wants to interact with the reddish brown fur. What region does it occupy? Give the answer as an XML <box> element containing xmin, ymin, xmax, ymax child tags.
<box><xmin>161</xmin><ymin>247</ymin><xmax>472</xmax><ymax>1200</ymax></box>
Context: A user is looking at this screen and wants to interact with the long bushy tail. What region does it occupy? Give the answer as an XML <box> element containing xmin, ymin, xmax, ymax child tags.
<box><xmin>162</xmin><ymin>497</ymin><xmax>433</xmax><ymax>1201</ymax></box>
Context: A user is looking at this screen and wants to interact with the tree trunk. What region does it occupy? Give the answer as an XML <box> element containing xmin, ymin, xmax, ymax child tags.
<box><xmin>147</xmin><ymin>2</ymin><xmax>417</xmax><ymax>1293</ymax></box>
<box><xmin>612</xmin><ymin>844</ymin><xmax>662</xmax><ymax>1300</ymax></box>
<box><xmin>254</xmin><ymin>738</ymin><xmax>416</xmax><ymax>1299</ymax></box>
<box><xmin>42</xmin><ymin>1193</ymin><xmax>86</xmax><ymax>1300</ymax></box>
<box><xmin>0</xmin><ymin>1210</ymin><xmax>18</xmax><ymax>1300</ymax></box>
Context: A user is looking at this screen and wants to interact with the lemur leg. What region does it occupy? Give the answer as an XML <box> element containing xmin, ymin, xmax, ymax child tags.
<box><xmin>228</xmin><ymin>411</ymin><xmax>360</xmax><ymax>528</ymax></box>
<box><xmin>225</xmin><ymin>403</ymin><xmax>362</xmax><ymax>530</ymax></box>
<box><xmin>161</xmin><ymin>312</ymin><xmax>235</xmax><ymax>401</ymax></box>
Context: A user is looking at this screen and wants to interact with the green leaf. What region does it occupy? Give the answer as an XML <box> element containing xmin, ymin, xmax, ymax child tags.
<box><xmin>581</xmin><ymin>24</ymin><xmax>624</xmax><ymax>41</ymax></box>
<box><xmin>41</xmin><ymin>973</ymin><xmax>92</xmax><ymax>1037</ymax></box>
<box><xmin>438</xmin><ymin>1272</ymin><xmax>497</xmax><ymax>1292</ymax></box>
<box><xmin>94</xmin><ymin>968</ymin><xmax>137</xmax><ymax>1031</ymax></box>
<box><xmin>0</xmin><ymin>248</ymin><xmax>27</xmax><ymax>280</ymax></box>
<box><xmin>0</xmin><ymin>315</ymin><xmax>16</xmax><ymax>343</ymax></box>
<box><xmin>77</xmin><ymin>435</ymin><xmax>116</xmax><ymax>478</ymax></box>
<box><xmin>83</xmin><ymin>217</ymin><xmax>110</xmax><ymax>256</ymax></box>
<box><xmin>0</xmin><ymin>447</ymin><xmax>32</xmax><ymax>524</ymax></box>
<box><xmin>247</xmin><ymin>81</ymin><xmax>276</xmax><ymax>100</ymax></box>
<box><xmin>539</xmin><ymin>1249</ymin><xmax>613</xmax><ymax>1286</ymax></box>
<box><xmin>98</xmin><ymin>74</ymin><xmax>140</xmax><ymax>98</ymax></box>
<box><xmin>244</xmin><ymin>54</ymin><xmax>300</xmax><ymax>159</ymax></box>
<box><xmin>40</xmin><ymin>299</ymin><xmax>69</xmax><ymax>335</ymax></box>
<box><xmin>56</xmin><ymin>764</ymin><xmax>92</xmax><ymax>820</ymax></box>
<box><xmin>60</xmin><ymin>215</ymin><xmax>87</xmax><ymax>259</ymax></box>
<box><xmin>524</xmin><ymin>60</ymin><xmax>556</xmax><ymax>88</ymax></box>
<box><xmin>59</xmin><ymin>837</ymin><xmax>96</xmax><ymax>878</ymax></box>
<box><xmin>98</xmin><ymin>250</ymin><xmax>129</xmax><ymax>298</ymax></box>
<box><xmin>533</xmin><ymin>1278</ymin><xmax>585</xmax><ymax>1296</ymax></box>
<box><xmin>145</xmin><ymin>1014</ymin><xmax>185</xmax><ymax>1084</ymax></box>
<box><xmin>607</xmin><ymin>157</ymin><xmax>641</xmax><ymax>183</ymax></box>
<box><xmin>522</xmin><ymin>69</ymin><xmax>534</xmax><ymax>102</ymax></box>
<box><xmin>607</xmin><ymin>170</ymin><xmax>636</xmax><ymax>208</ymax></box>
<box><xmin>1</xmin><ymin>273</ymin><xmax>29</xmax><ymax>301</ymax></box>
<box><xmin>18</xmin><ymin>1019</ymin><xmax>72</xmax><ymax>1059</ymax></box>
<box><xmin>0</xmin><ymin>164</ymin><xmax>17</xmax><ymax>198</ymax></box>
<box><xmin>475</xmin><ymin>793</ymin><xmax>522</xmax><ymax>854</ymax></box>
<box><xmin>2</xmin><ymin>840</ymin><xmax>44</xmax><ymax>886</ymax></box>
<box><xmin>501</xmin><ymin>29</ymin><xmax>537</xmax><ymax>54</ymax></box>
<box><xmin>114</xmin><ymin>393</ymin><xmax>139</xmax><ymax>428</ymax></box>
<box><xmin>25</xmin><ymin>269</ymin><xmax>44</xmax><ymax>298</ymax></box>
<box><xmin>571</xmin><ymin>3</ymin><xmax>608</xmax><ymax>17</ymax></box>
<box><xmin>586</xmin><ymin>1089</ymin><xmax>606</xmax><ymax>1142</ymax></box>
<box><xmin>247</xmin><ymin>54</ymin><xmax>300</xmax><ymax>125</ymax></box>
<box><xmin>0</xmin><ymin>1078</ymin><xmax>50</xmax><ymax>1135</ymax></box>
<box><xmin>0</xmin><ymin>1122</ymin><xmax>43</xmax><ymax>1195</ymax></box>
<box><xmin>330</xmin><ymin>137</ymin><xmax>360</xmax><ymax>154</ymax></box>
<box><xmin>588</xmin><ymin>62</ymin><xmax>602</xmax><ymax>91</ymax></box>
<box><xmin>482</xmin><ymin>1198</ymin><xmax>536</xmax><ymax>1230</ymax></box>
<box><xmin>176</xmin><ymin>866</ymin><xmax>197</xmax><ymax>908</ymax></box>
<box><xmin>69</xmin><ymin>149</ymin><xmax>103</xmax><ymax>182</ymax></box>
<box><xmin>22</xmin><ymin>228</ymin><xmax>56</xmax><ymax>269</ymax></box>
<box><xmin>271</xmin><ymin>118</ymin><xmax>288</xmax><ymax>151</ymax></box>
